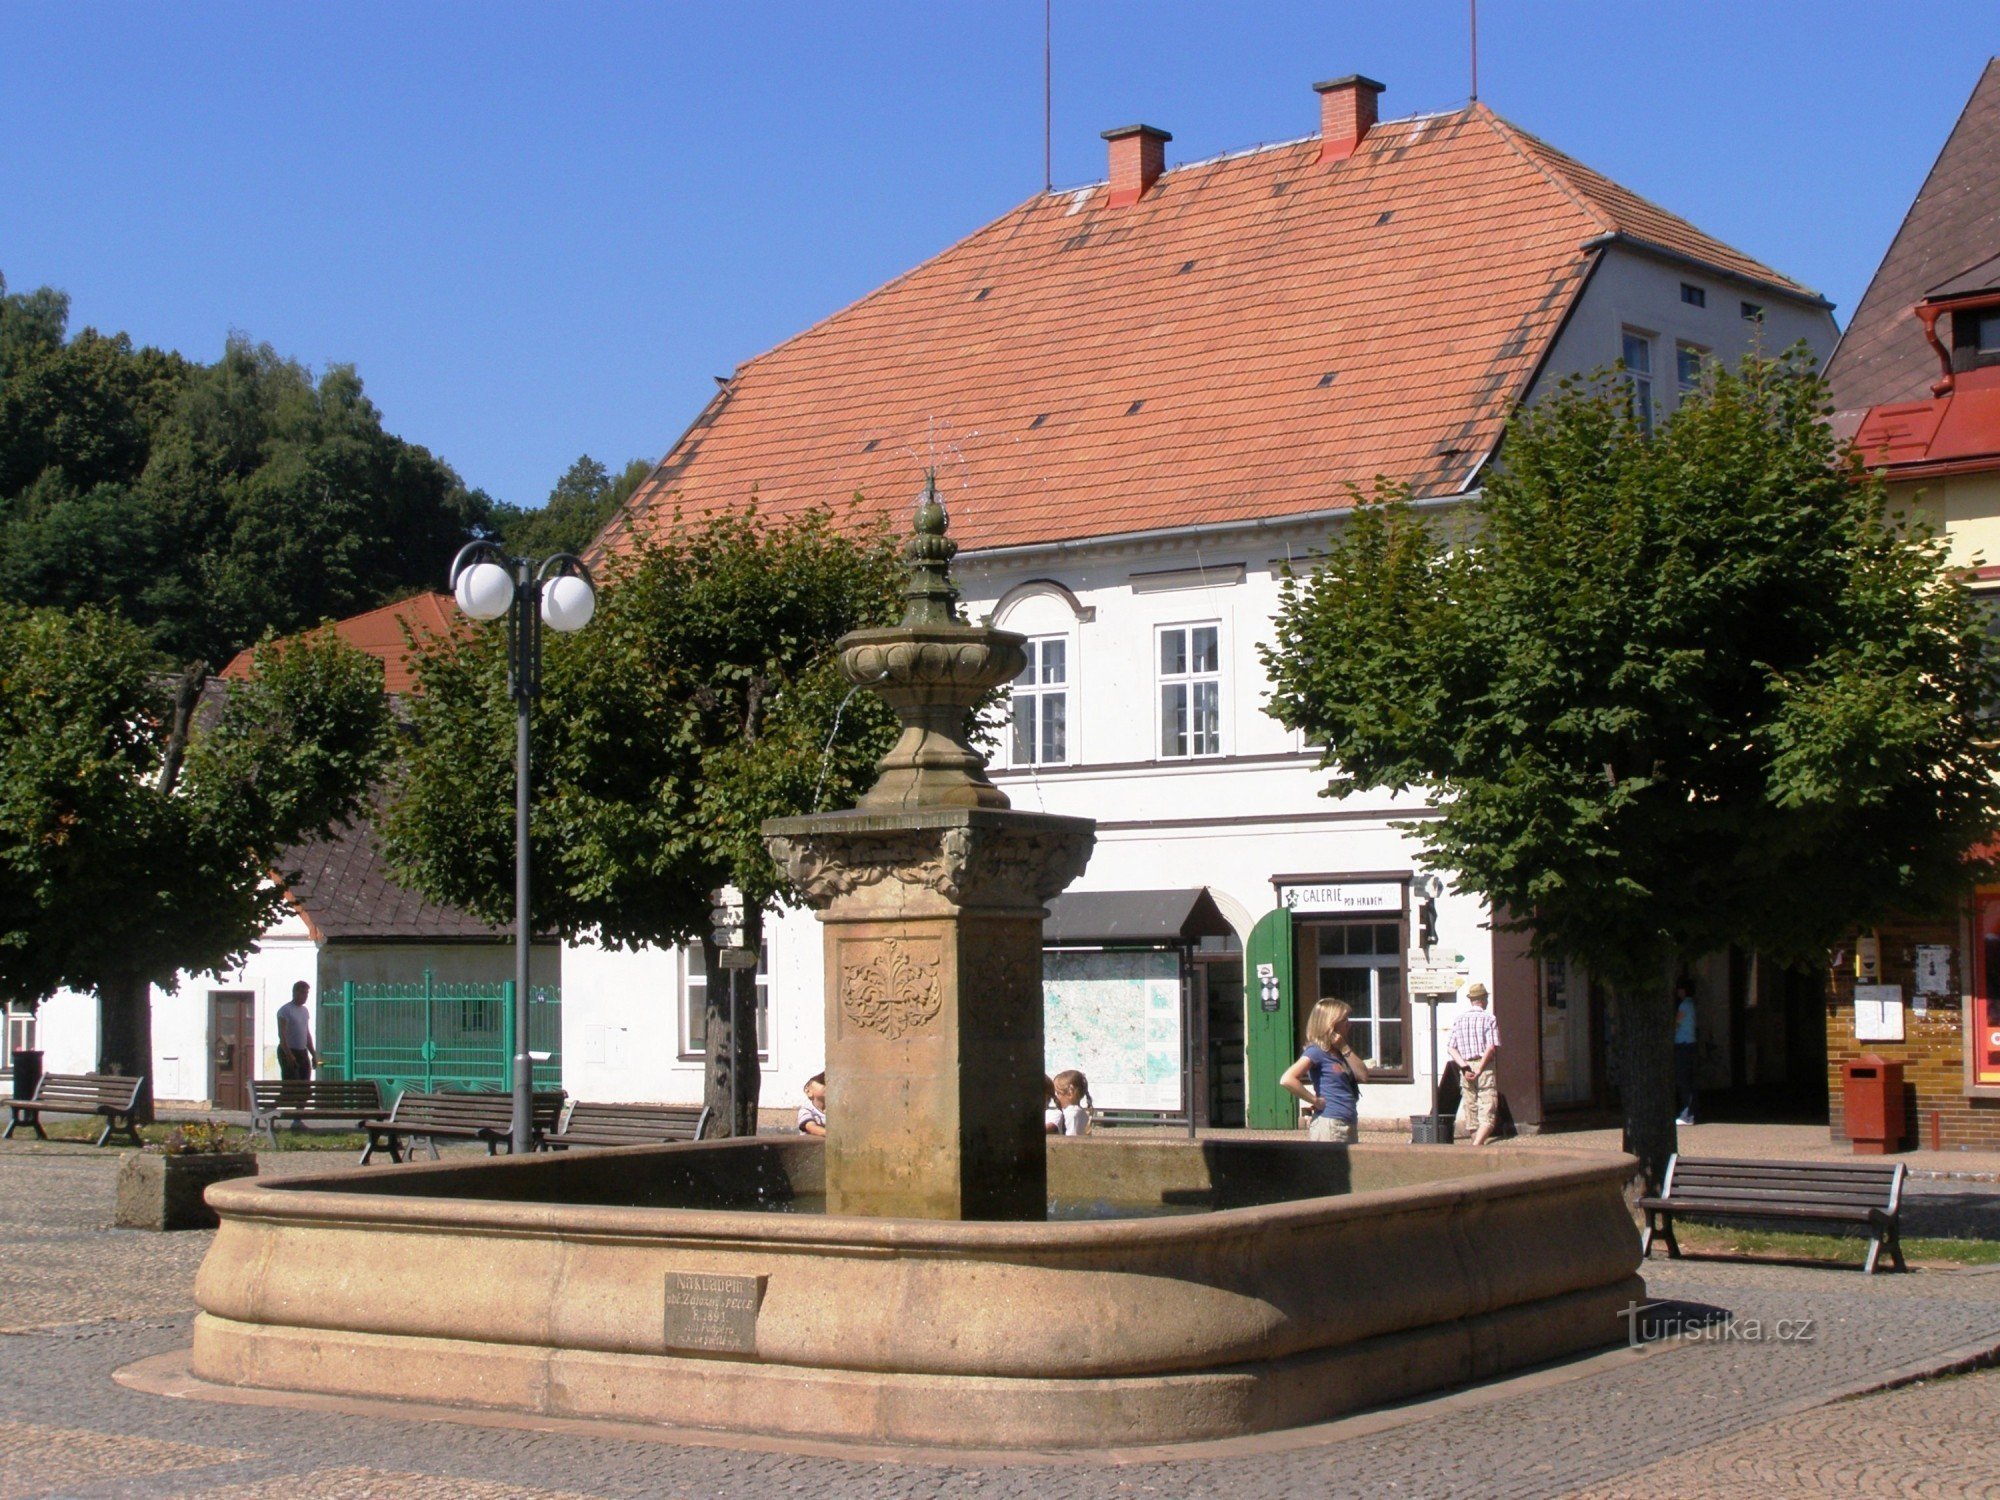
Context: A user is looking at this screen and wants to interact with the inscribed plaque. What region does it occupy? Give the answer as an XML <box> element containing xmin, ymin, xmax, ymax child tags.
<box><xmin>663</xmin><ymin>1272</ymin><xmax>765</xmax><ymax>1354</ymax></box>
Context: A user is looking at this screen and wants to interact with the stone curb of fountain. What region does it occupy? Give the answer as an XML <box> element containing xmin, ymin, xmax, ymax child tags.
<box><xmin>110</xmin><ymin>1311</ymin><xmax>2000</xmax><ymax>1475</ymax></box>
<box><xmin>110</xmin><ymin>1335</ymin><xmax>1690</xmax><ymax>1472</ymax></box>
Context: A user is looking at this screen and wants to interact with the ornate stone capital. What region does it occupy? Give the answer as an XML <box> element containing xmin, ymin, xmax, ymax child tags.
<box><xmin>764</xmin><ymin>812</ymin><xmax>1095</xmax><ymax>914</ymax></box>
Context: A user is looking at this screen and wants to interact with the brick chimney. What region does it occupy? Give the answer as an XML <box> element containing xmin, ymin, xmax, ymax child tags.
<box><xmin>1315</xmin><ymin>75</ymin><xmax>1384</xmax><ymax>162</ymax></box>
<box><xmin>1101</xmin><ymin>124</ymin><xmax>1172</xmax><ymax>207</ymax></box>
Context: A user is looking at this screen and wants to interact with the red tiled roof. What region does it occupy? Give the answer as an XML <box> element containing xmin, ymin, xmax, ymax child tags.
<box><xmin>1827</xmin><ymin>58</ymin><xmax>2000</xmax><ymax>415</ymax></box>
<box><xmin>220</xmin><ymin>593</ymin><xmax>461</xmax><ymax>696</ymax></box>
<box><xmin>598</xmin><ymin>104</ymin><xmax>1820</xmax><ymax>559</ymax></box>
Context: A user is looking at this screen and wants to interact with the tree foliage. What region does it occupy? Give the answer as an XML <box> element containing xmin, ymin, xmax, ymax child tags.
<box><xmin>0</xmin><ymin>607</ymin><xmax>393</xmax><ymax>1113</ymax></box>
<box><xmin>0</xmin><ymin>274</ymin><xmax>495</xmax><ymax>664</ymax></box>
<box><xmin>1264</xmin><ymin>351</ymin><xmax>2000</xmax><ymax>1185</ymax></box>
<box><xmin>490</xmin><ymin>455</ymin><xmax>653</xmax><ymax>559</ymax></box>
<box><xmin>384</xmin><ymin>506</ymin><xmax>904</xmax><ymax>1129</ymax></box>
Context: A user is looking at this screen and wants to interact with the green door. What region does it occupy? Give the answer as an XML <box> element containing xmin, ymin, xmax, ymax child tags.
<box><xmin>1245</xmin><ymin>906</ymin><xmax>1296</xmax><ymax>1128</ymax></box>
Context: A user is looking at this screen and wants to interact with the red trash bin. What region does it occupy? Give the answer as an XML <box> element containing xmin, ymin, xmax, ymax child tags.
<box><xmin>1843</xmin><ymin>1055</ymin><xmax>1907</xmax><ymax>1155</ymax></box>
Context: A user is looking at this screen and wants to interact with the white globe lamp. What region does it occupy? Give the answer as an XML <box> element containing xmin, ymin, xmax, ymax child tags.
<box><xmin>454</xmin><ymin>561</ymin><xmax>515</xmax><ymax>621</ymax></box>
<box><xmin>541</xmin><ymin>573</ymin><xmax>596</xmax><ymax>633</ymax></box>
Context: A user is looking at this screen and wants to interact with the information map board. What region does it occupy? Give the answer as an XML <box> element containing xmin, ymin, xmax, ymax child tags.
<box><xmin>1043</xmin><ymin>949</ymin><xmax>1184</xmax><ymax>1113</ymax></box>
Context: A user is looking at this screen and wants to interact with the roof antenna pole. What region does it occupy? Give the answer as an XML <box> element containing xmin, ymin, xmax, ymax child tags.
<box><xmin>1044</xmin><ymin>0</ymin><xmax>1053</xmax><ymax>191</ymax></box>
<box><xmin>1469</xmin><ymin>0</ymin><xmax>1479</xmax><ymax>103</ymax></box>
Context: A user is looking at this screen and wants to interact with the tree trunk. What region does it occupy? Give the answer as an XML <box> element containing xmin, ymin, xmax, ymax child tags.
<box><xmin>699</xmin><ymin>909</ymin><xmax>765</xmax><ymax>1138</ymax></box>
<box><xmin>732</xmin><ymin>905</ymin><xmax>764</xmax><ymax>1135</ymax></box>
<box><xmin>96</xmin><ymin>972</ymin><xmax>156</xmax><ymax>1124</ymax></box>
<box><xmin>1614</xmin><ymin>959</ymin><xmax>1679</xmax><ymax>1195</ymax></box>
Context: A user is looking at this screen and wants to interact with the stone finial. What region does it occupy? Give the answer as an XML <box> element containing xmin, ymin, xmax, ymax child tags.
<box><xmin>902</xmin><ymin>470</ymin><xmax>960</xmax><ymax>627</ymax></box>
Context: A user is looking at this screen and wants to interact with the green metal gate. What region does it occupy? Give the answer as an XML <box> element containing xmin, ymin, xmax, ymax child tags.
<box><xmin>319</xmin><ymin>972</ymin><xmax>561</xmax><ymax>1101</ymax></box>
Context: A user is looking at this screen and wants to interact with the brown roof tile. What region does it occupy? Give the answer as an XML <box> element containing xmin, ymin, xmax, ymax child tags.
<box><xmin>1827</xmin><ymin>58</ymin><xmax>2000</xmax><ymax>414</ymax></box>
<box><xmin>221</xmin><ymin>593</ymin><xmax>461</xmax><ymax>696</ymax></box>
<box><xmin>278</xmin><ymin>815</ymin><xmax>504</xmax><ymax>943</ymax></box>
<box><xmin>598</xmin><ymin>104</ymin><xmax>1816</xmax><ymax>558</ymax></box>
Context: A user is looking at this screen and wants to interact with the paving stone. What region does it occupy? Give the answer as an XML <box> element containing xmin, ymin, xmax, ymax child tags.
<box><xmin>4</xmin><ymin>1148</ymin><xmax>2000</xmax><ymax>1498</ymax></box>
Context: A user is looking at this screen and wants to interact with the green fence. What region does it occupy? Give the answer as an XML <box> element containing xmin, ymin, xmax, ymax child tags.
<box><xmin>320</xmin><ymin>972</ymin><xmax>560</xmax><ymax>1101</ymax></box>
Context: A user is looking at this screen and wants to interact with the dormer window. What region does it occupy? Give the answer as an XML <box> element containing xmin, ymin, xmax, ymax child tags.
<box><xmin>1951</xmin><ymin>306</ymin><xmax>2000</xmax><ymax>371</ymax></box>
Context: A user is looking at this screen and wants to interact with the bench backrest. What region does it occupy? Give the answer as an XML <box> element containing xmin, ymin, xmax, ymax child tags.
<box><xmin>34</xmin><ymin>1073</ymin><xmax>144</xmax><ymax>1110</ymax></box>
<box><xmin>387</xmin><ymin>1089</ymin><xmax>565</xmax><ymax>1132</ymax></box>
<box><xmin>1664</xmin><ymin>1155</ymin><xmax>1904</xmax><ymax>1213</ymax></box>
<box><xmin>251</xmin><ymin>1079</ymin><xmax>385</xmax><ymax>1112</ymax></box>
<box><xmin>558</xmin><ymin>1101</ymin><xmax>708</xmax><ymax>1143</ymax></box>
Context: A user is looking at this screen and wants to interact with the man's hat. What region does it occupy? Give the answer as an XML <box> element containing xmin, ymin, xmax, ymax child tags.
<box><xmin>1464</xmin><ymin>982</ymin><xmax>1489</xmax><ymax>1003</ymax></box>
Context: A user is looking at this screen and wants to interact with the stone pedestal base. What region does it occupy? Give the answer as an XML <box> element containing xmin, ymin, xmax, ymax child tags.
<box><xmin>765</xmin><ymin>807</ymin><xmax>1093</xmax><ymax>1220</ymax></box>
<box><xmin>116</xmin><ymin>1151</ymin><xmax>258</xmax><ymax>1231</ymax></box>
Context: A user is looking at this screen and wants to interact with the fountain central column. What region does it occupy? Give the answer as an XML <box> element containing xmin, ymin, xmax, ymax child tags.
<box><xmin>764</xmin><ymin>478</ymin><xmax>1093</xmax><ymax>1219</ymax></box>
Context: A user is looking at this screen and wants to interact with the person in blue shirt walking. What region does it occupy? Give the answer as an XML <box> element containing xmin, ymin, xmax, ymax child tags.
<box><xmin>1281</xmin><ymin>999</ymin><xmax>1368</xmax><ymax>1143</ymax></box>
<box><xmin>1674</xmin><ymin>982</ymin><xmax>1699</xmax><ymax>1125</ymax></box>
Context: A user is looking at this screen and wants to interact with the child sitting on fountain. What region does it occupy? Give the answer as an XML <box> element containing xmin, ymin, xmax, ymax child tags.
<box><xmin>797</xmin><ymin>1072</ymin><xmax>827</xmax><ymax>1137</ymax></box>
<box><xmin>1051</xmin><ymin>1070</ymin><xmax>1092</xmax><ymax>1135</ymax></box>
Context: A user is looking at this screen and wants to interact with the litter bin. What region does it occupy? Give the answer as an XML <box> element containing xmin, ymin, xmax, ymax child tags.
<box><xmin>1843</xmin><ymin>1054</ymin><xmax>1906</xmax><ymax>1155</ymax></box>
<box><xmin>1410</xmin><ymin>1112</ymin><xmax>1455</xmax><ymax>1145</ymax></box>
<box><xmin>9</xmin><ymin>1048</ymin><xmax>41</xmax><ymax>1101</ymax></box>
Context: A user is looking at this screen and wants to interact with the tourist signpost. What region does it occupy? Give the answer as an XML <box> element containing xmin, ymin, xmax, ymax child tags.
<box><xmin>1410</xmin><ymin>965</ymin><xmax>1459</xmax><ymax>1144</ymax></box>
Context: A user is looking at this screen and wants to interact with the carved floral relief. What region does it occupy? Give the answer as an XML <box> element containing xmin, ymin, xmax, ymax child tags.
<box><xmin>840</xmin><ymin>938</ymin><xmax>944</xmax><ymax>1040</ymax></box>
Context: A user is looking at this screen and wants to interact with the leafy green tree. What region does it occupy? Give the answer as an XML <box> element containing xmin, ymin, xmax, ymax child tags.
<box><xmin>489</xmin><ymin>455</ymin><xmax>653</xmax><ymax>559</ymax></box>
<box><xmin>1264</xmin><ymin>352</ymin><xmax>2000</xmax><ymax>1188</ymax></box>
<box><xmin>0</xmin><ymin>609</ymin><xmax>393</xmax><ymax>1117</ymax></box>
<box><xmin>384</xmin><ymin>506</ymin><xmax>903</xmax><ymax>1133</ymax></box>
<box><xmin>1</xmin><ymin>276</ymin><xmax>495</xmax><ymax>664</ymax></box>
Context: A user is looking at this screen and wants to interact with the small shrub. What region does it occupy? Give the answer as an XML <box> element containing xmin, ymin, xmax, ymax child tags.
<box><xmin>157</xmin><ymin>1118</ymin><xmax>246</xmax><ymax>1155</ymax></box>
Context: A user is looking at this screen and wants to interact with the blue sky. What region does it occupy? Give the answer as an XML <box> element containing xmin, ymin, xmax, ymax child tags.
<box><xmin>4</xmin><ymin>3</ymin><xmax>1994</xmax><ymax>509</ymax></box>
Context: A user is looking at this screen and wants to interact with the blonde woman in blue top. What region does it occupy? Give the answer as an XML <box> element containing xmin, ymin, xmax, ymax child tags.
<box><xmin>1280</xmin><ymin>999</ymin><xmax>1368</xmax><ymax>1143</ymax></box>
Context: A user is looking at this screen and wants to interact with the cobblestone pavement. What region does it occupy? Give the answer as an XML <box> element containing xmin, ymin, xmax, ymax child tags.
<box><xmin>5</xmin><ymin>1143</ymin><xmax>2000</xmax><ymax>1498</ymax></box>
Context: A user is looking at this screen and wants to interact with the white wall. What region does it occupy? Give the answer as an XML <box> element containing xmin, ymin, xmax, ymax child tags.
<box><xmin>1531</xmin><ymin>247</ymin><xmax>1838</xmax><ymax>421</ymax></box>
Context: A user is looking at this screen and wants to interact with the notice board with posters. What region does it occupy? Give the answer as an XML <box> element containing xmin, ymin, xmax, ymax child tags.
<box><xmin>1043</xmin><ymin>949</ymin><xmax>1184</xmax><ymax>1113</ymax></box>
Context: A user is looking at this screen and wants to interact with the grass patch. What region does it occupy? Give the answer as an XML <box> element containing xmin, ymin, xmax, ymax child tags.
<box><xmin>1675</xmin><ymin>1221</ymin><xmax>2000</xmax><ymax>1267</ymax></box>
<box><xmin>17</xmin><ymin>1119</ymin><xmax>367</xmax><ymax>1152</ymax></box>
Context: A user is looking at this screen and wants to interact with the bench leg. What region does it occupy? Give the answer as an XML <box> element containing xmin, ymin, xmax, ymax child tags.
<box><xmin>425</xmin><ymin>1135</ymin><xmax>440</xmax><ymax>1162</ymax></box>
<box><xmin>1640</xmin><ymin>1212</ymin><xmax>1655</xmax><ymax>1260</ymax></box>
<box><xmin>359</xmin><ymin>1134</ymin><xmax>379</xmax><ymax>1166</ymax></box>
<box><xmin>1656</xmin><ymin>1212</ymin><xmax>1681</xmax><ymax>1260</ymax></box>
<box><xmin>95</xmin><ymin>1116</ymin><xmax>114</xmax><ymax>1148</ymax></box>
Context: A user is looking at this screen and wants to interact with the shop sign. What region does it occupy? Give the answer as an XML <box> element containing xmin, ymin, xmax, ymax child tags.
<box><xmin>1278</xmin><ymin>881</ymin><xmax>1402</xmax><ymax>915</ymax></box>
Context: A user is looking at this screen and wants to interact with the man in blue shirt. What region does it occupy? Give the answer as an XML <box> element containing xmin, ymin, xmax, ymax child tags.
<box><xmin>1673</xmin><ymin>981</ymin><xmax>1698</xmax><ymax>1125</ymax></box>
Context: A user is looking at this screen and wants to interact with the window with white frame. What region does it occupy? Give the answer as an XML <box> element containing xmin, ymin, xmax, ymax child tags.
<box><xmin>1158</xmin><ymin>623</ymin><xmax>1222</xmax><ymax>758</ymax></box>
<box><xmin>680</xmin><ymin>942</ymin><xmax>770</xmax><ymax>1059</ymax></box>
<box><xmin>1622</xmin><ymin>328</ymin><xmax>1655</xmax><ymax>434</ymax></box>
<box><xmin>1676</xmin><ymin>341</ymin><xmax>1707</xmax><ymax>394</ymax></box>
<box><xmin>1309</xmin><ymin>920</ymin><xmax>1407</xmax><ymax>1073</ymax></box>
<box><xmin>1010</xmin><ymin>636</ymin><xmax>1069</xmax><ymax>765</ymax></box>
<box><xmin>3</xmin><ymin>1002</ymin><xmax>35</xmax><ymax>1069</ymax></box>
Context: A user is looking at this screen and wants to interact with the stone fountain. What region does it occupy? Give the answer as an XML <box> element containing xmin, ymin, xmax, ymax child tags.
<box><xmin>763</xmin><ymin>475</ymin><xmax>1093</xmax><ymax>1220</ymax></box>
<box><xmin>177</xmin><ymin>479</ymin><xmax>1644</xmax><ymax>1451</ymax></box>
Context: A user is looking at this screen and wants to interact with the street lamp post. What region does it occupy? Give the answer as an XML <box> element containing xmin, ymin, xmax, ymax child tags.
<box><xmin>449</xmin><ymin>542</ymin><xmax>597</xmax><ymax>1155</ymax></box>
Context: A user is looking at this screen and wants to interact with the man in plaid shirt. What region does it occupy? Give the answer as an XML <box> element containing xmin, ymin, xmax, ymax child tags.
<box><xmin>1449</xmin><ymin>983</ymin><xmax>1502</xmax><ymax>1145</ymax></box>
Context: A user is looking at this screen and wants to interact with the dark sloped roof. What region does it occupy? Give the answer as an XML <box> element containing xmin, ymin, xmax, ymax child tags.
<box><xmin>277</xmin><ymin>817</ymin><xmax>505</xmax><ymax>942</ymax></box>
<box><xmin>1826</xmin><ymin>58</ymin><xmax>2000</xmax><ymax>414</ymax></box>
<box><xmin>1929</xmin><ymin>250</ymin><xmax>2000</xmax><ymax>300</ymax></box>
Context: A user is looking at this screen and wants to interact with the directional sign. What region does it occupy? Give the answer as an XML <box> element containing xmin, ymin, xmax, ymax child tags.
<box><xmin>1408</xmin><ymin>967</ymin><xmax>1460</xmax><ymax>997</ymax></box>
<box><xmin>716</xmin><ymin>947</ymin><xmax>761</xmax><ymax>970</ymax></box>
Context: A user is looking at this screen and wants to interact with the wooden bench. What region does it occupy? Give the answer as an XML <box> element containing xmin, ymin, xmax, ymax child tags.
<box><xmin>360</xmin><ymin>1089</ymin><xmax>565</xmax><ymax>1164</ymax></box>
<box><xmin>545</xmin><ymin>1100</ymin><xmax>713</xmax><ymax>1150</ymax></box>
<box><xmin>3</xmin><ymin>1072</ymin><xmax>145</xmax><ymax>1147</ymax></box>
<box><xmin>1638</xmin><ymin>1155</ymin><xmax>1908</xmax><ymax>1274</ymax></box>
<box><xmin>250</xmin><ymin>1079</ymin><xmax>386</xmax><ymax>1144</ymax></box>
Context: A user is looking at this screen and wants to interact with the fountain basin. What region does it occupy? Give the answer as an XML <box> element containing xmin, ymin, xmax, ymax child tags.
<box><xmin>192</xmin><ymin>1138</ymin><xmax>1641</xmax><ymax>1449</ymax></box>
